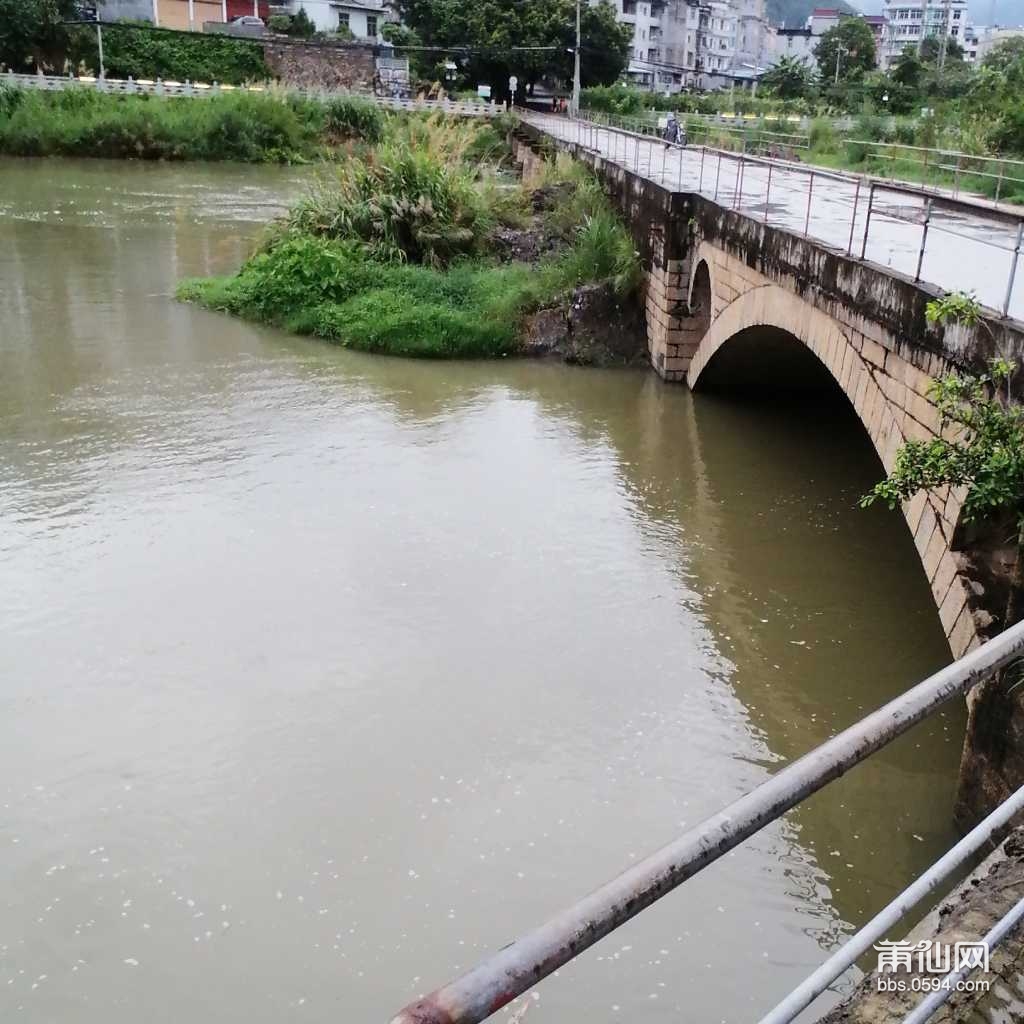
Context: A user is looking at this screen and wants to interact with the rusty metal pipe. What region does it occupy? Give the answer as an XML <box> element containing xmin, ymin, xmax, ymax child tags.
<box><xmin>389</xmin><ymin>619</ymin><xmax>1024</xmax><ymax>1024</ymax></box>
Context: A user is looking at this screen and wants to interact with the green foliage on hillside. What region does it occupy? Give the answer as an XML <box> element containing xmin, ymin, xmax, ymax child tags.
<box><xmin>68</xmin><ymin>23</ymin><xmax>268</xmax><ymax>85</ymax></box>
<box><xmin>766</xmin><ymin>0</ymin><xmax>855</xmax><ymax>27</ymax></box>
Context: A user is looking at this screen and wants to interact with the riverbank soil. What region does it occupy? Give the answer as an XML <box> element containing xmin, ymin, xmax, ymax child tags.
<box><xmin>818</xmin><ymin>828</ymin><xmax>1024</xmax><ymax>1023</ymax></box>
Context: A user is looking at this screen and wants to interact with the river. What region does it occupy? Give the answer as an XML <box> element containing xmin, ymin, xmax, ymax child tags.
<box><xmin>0</xmin><ymin>158</ymin><xmax>964</xmax><ymax>1023</ymax></box>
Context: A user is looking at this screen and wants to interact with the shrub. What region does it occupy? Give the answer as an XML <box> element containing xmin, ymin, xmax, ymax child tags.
<box><xmin>288</xmin><ymin>138</ymin><xmax>493</xmax><ymax>265</ymax></box>
<box><xmin>808</xmin><ymin>117</ymin><xmax>837</xmax><ymax>153</ymax></box>
<box><xmin>178</xmin><ymin>117</ymin><xmax>642</xmax><ymax>359</ymax></box>
<box><xmin>322</xmin><ymin>95</ymin><xmax>385</xmax><ymax>142</ymax></box>
<box><xmin>0</xmin><ymin>89</ymin><xmax>314</xmax><ymax>162</ymax></box>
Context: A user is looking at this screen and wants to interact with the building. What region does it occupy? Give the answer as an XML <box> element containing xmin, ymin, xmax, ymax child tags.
<box><xmin>862</xmin><ymin>13</ymin><xmax>888</xmax><ymax>61</ymax></box>
<box><xmin>617</xmin><ymin>0</ymin><xmax>768</xmax><ymax>91</ymax></box>
<box><xmin>279</xmin><ymin>0</ymin><xmax>386</xmax><ymax>39</ymax></box>
<box><xmin>734</xmin><ymin>0</ymin><xmax>767</xmax><ymax>67</ymax></box>
<box><xmin>99</xmin><ymin>1</ymin><xmax>270</xmax><ymax>29</ymax></box>
<box><xmin>879</xmin><ymin>0</ymin><xmax>970</xmax><ymax>68</ymax></box>
<box><xmin>765</xmin><ymin>25</ymin><xmax>816</xmax><ymax>64</ymax></box>
<box><xmin>763</xmin><ymin>9</ymin><xmax>885</xmax><ymax>72</ymax></box>
<box><xmin>970</xmin><ymin>24</ymin><xmax>1024</xmax><ymax>63</ymax></box>
<box><xmin>621</xmin><ymin>0</ymin><xmax>668</xmax><ymax>89</ymax></box>
<box><xmin>806</xmin><ymin>6</ymin><xmax>841</xmax><ymax>35</ymax></box>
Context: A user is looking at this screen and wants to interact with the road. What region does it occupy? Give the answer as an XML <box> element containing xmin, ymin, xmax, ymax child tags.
<box><xmin>524</xmin><ymin>112</ymin><xmax>1024</xmax><ymax>323</ymax></box>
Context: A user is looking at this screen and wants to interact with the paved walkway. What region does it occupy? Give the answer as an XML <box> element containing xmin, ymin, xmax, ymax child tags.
<box><xmin>524</xmin><ymin>112</ymin><xmax>1024</xmax><ymax>323</ymax></box>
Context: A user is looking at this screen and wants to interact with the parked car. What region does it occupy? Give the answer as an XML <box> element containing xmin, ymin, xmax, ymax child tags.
<box><xmin>231</xmin><ymin>15</ymin><xmax>265</xmax><ymax>26</ymax></box>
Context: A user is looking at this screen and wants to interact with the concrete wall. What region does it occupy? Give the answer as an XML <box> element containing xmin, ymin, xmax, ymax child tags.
<box><xmin>259</xmin><ymin>39</ymin><xmax>376</xmax><ymax>91</ymax></box>
<box><xmin>98</xmin><ymin>0</ymin><xmax>156</xmax><ymax>22</ymax></box>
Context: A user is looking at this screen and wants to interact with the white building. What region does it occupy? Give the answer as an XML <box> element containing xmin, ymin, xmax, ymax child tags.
<box><xmin>765</xmin><ymin>26</ymin><xmax>816</xmax><ymax>65</ymax></box>
<box><xmin>970</xmin><ymin>24</ymin><xmax>1024</xmax><ymax>63</ymax></box>
<box><xmin>619</xmin><ymin>0</ymin><xmax>767</xmax><ymax>91</ymax></box>
<box><xmin>879</xmin><ymin>0</ymin><xmax>970</xmax><ymax>67</ymax></box>
<box><xmin>279</xmin><ymin>0</ymin><xmax>386</xmax><ymax>39</ymax></box>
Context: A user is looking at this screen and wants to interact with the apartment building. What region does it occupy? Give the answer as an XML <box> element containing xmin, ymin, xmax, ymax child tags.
<box><xmin>620</xmin><ymin>0</ymin><xmax>766</xmax><ymax>91</ymax></box>
<box><xmin>879</xmin><ymin>0</ymin><xmax>970</xmax><ymax>67</ymax></box>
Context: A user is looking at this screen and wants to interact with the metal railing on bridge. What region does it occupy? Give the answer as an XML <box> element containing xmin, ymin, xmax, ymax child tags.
<box><xmin>390</xmin><ymin>619</ymin><xmax>1024</xmax><ymax>1024</ymax></box>
<box><xmin>578</xmin><ymin>109</ymin><xmax>1024</xmax><ymax>211</ymax></box>
<box><xmin>529</xmin><ymin>110</ymin><xmax>1024</xmax><ymax>320</ymax></box>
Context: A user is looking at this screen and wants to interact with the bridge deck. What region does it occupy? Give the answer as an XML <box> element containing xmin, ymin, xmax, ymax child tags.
<box><xmin>524</xmin><ymin>111</ymin><xmax>1024</xmax><ymax>323</ymax></box>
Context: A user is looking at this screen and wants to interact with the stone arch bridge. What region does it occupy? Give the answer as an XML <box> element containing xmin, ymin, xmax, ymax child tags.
<box><xmin>513</xmin><ymin>122</ymin><xmax>1024</xmax><ymax>823</ymax></box>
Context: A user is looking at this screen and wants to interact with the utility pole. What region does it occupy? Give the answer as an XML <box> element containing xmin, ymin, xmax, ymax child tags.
<box><xmin>834</xmin><ymin>41</ymin><xmax>847</xmax><ymax>84</ymax></box>
<box><xmin>97</xmin><ymin>14</ymin><xmax>104</xmax><ymax>79</ymax></box>
<box><xmin>571</xmin><ymin>0</ymin><xmax>581</xmax><ymax>116</ymax></box>
<box><xmin>938</xmin><ymin>0</ymin><xmax>951</xmax><ymax>68</ymax></box>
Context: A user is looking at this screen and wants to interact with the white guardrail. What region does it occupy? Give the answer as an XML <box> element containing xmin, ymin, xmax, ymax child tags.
<box><xmin>0</xmin><ymin>70</ymin><xmax>495</xmax><ymax>116</ymax></box>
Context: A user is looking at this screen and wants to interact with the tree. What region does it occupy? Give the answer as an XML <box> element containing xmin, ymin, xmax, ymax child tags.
<box><xmin>891</xmin><ymin>46</ymin><xmax>924</xmax><ymax>88</ymax></box>
<box><xmin>920</xmin><ymin>34</ymin><xmax>964</xmax><ymax>64</ymax></box>
<box><xmin>396</xmin><ymin>0</ymin><xmax>630</xmax><ymax>98</ymax></box>
<box><xmin>0</xmin><ymin>0</ymin><xmax>77</xmax><ymax>72</ymax></box>
<box><xmin>863</xmin><ymin>292</ymin><xmax>1024</xmax><ymax>626</ymax></box>
<box><xmin>982</xmin><ymin>35</ymin><xmax>1024</xmax><ymax>74</ymax></box>
<box><xmin>814</xmin><ymin>17</ymin><xmax>876</xmax><ymax>84</ymax></box>
<box><xmin>760</xmin><ymin>55</ymin><xmax>814</xmax><ymax>100</ymax></box>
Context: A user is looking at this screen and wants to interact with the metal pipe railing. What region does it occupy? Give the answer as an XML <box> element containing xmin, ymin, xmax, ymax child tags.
<box><xmin>390</xmin><ymin>619</ymin><xmax>1024</xmax><ymax>1024</ymax></box>
<box><xmin>523</xmin><ymin>111</ymin><xmax>1024</xmax><ymax>322</ymax></box>
<box><xmin>758</xmin><ymin>780</ymin><xmax>1024</xmax><ymax>1024</ymax></box>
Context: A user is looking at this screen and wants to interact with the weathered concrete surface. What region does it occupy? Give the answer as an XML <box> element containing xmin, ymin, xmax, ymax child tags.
<box><xmin>818</xmin><ymin>828</ymin><xmax>1024</xmax><ymax>1024</ymax></box>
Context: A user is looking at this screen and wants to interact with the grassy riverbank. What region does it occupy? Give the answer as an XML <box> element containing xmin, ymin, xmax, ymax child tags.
<box><xmin>0</xmin><ymin>86</ymin><xmax>383</xmax><ymax>162</ymax></box>
<box><xmin>178</xmin><ymin>118</ymin><xmax>640</xmax><ymax>358</ymax></box>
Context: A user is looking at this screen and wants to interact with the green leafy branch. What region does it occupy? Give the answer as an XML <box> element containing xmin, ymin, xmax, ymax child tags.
<box><xmin>862</xmin><ymin>290</ymin><xmax>1024</xmax><ymax>626</ymax></box>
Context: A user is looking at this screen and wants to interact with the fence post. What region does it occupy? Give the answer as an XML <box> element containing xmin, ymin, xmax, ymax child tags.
<box><xmin>1003</xmin><ymin>221</ymin><xmax>1024</xmax><ymax>317</ymax></box>
<box><xmin>764</xmin><ymin>162</ymin><xmax>772</xmax><ymax>225</ymax></box>
<box><xmin>847</xmin><ymin>178</ymin><xmax>861</xmax><ymax>255</ymax></box>
<box><xmin>915</xmin><ymin>198</ymin><xmax>932</xmax><ymax>283</ymax></box>
<box><xmin>954</xmin><ymin>154</ymin><xmax>962</xmax><ymax>200</ymax></box>
<box><xmin>804</xmin><ymin>171</ymin><xmax>814</xmax><ymax>236</ymax></box>
<box><xmin>735</xmin><ymin>154</ymin><xmax>745</xmax><ymax>210</ymax></box>
<box><xmin>860</xmin><ymin>182</ymin><xmax>876</xmax><ymax>260</ymax></box>
<box><xmin>698</xmin><ymin>147</ymin><xmax>706</xmax><ymax>193</ymax></box>
<box><xmin>996</xmin><ymin>163</ymin><xmax>1005</xmax><ymax>209</ymax></box>
<box><xmin>714</xmin><ymin>151</ymin><xmax>723</xmax><ymax>202</ymax></box>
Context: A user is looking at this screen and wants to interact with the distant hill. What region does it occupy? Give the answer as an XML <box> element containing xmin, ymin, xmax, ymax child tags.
<box><xmin>767</xmin><ymin>0</ymin><xmax>857</xmax><ymax>27</ymax></box>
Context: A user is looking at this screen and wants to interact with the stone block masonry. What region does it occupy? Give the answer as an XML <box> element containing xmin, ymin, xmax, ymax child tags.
<box><xmin>513</xmin><ymin>118</ymin><xmax>1024</xmax><ymax>829</ymax></box>
<box><xmin>260</xmin><ymin>39</ymin><xmax>376</xmax><ymax>93</ymax></box>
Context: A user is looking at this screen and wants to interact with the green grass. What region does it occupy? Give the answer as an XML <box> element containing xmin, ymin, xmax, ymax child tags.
<box><xmin>0</xmin><ymin>86</ymin><xmax>385</xmax><ymax>163</ymax></box>
<box><xmin>176</xmin><ymin>115</ymin><xmax>641</xmax><ymax>359</ymax></box>
<box><xmin>178</xmin><ymin>213</ymin><xmax>639</xmax><ymax>359</ymax></box>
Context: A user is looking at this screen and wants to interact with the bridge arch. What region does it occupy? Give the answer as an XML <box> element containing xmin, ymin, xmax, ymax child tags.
<box><xmin>685</xmin><ymin>258</ymin><xmax>977</xmax><ymax>659</ymax></box>
<box><xmin>687</xmin><ymin>258</ymin><xmax>713</xmax><ymax>339</ymax></box>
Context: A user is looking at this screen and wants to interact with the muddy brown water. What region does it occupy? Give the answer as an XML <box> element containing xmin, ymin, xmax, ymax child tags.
<box><xmin>0</xmin><ymin>157</ymin><xmax>964</xmax><ymax>1023</ymax></box>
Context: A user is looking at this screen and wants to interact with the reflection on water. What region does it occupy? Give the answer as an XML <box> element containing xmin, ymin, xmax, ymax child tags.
<box><xmin>0</xmin><ymin>157</ymin><xmax>961</xmax><ymax>1023</ymax></box>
